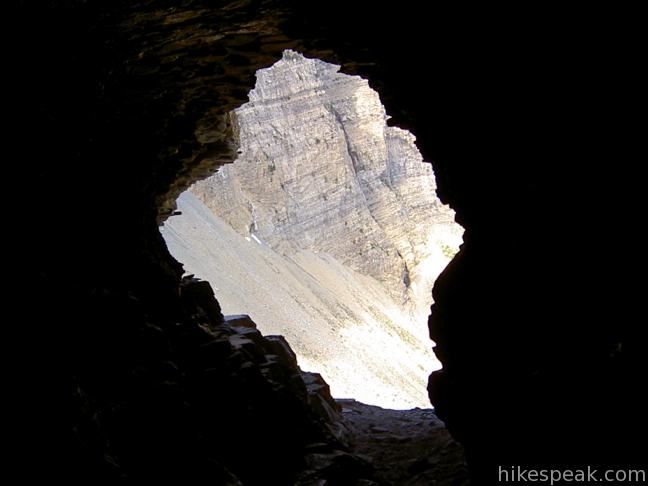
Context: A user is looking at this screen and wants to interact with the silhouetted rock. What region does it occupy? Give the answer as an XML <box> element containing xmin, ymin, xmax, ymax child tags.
<box><xmin>21</xmin><ymin>1</ymin><xmax>645</xmax><ymax>484</ymax></box>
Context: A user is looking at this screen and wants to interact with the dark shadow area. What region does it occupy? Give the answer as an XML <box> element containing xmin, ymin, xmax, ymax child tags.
<box><xmin>16</xmin><ymin>1</ymin><xmax>646</xmax><ymax>484</ymax></box>
<box><xmin>340</xmin><ymin>399</ymin><xmax>469</xmax><ymax>485</ymax></box>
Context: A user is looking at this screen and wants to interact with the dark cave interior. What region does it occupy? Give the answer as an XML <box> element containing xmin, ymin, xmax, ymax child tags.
<box><xmin>17</xmin><ymin>1</ymin><xmax>646</xmax><ymax>484</ymax></box>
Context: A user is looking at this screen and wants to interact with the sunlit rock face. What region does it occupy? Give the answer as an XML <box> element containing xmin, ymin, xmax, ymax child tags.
<box><xmin>163</xmin><ymin>50</ymin><xmax>462</xmax><ymax>408</ymax></box>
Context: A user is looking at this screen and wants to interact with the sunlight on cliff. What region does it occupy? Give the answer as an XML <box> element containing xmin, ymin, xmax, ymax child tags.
<box><xmin>160</xmin><ymin>50</ymin><xmax>463</xmax><ymax>409</ymax></box>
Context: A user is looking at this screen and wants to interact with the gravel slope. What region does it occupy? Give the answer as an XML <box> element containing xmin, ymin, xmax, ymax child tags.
<box><xmin>161</xmin><ymin>191</ymin><xmax>442</xmax><ymax>408</ymax></box>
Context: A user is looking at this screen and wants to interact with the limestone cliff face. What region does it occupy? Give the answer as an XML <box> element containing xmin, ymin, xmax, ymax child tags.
<box><xmin>166</xmin><ymin>51</ymin><xmax>462</xmax><ymax>408</ymax></box>
<box><xmin>191</xmin><ymin>50</ymin><xmax>461</xmax><ymax>314</ymax></box>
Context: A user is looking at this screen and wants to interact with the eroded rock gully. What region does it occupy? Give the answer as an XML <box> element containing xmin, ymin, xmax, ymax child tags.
<box><xmin>21</xmin><ymin>1</ymin><xmax>645</xmax><ymax>485</ymax></box>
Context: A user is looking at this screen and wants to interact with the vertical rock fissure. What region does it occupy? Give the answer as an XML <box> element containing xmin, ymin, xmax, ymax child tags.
<box><xmin>327</xmin><ymin>102</ymin><xmax>397</xmax><ymax>272</ymax></box>
<box><xmin>329</xmin><ymin>104</ymin><xmax>362</xmax><ymax>176</ymax></box>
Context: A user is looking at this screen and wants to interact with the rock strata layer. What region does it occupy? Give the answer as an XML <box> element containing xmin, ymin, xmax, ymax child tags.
<box><xmin>191</xmin><ymin>50</ymin><xmax>461</xmax><ymax>311</ymax></box>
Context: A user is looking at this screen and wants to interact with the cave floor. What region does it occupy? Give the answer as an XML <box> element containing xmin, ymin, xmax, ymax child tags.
<box><xmin>339</xmin><ymin>400</ymin><xmax>470</xmax><ymax>485</ymax></box>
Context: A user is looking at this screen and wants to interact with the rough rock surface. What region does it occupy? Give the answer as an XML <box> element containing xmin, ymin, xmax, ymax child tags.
<box><xmin>164</xmin><ymin>51</ymin><xmax>462</xmax><ymax>408</ymax></box>
<box><xmin>66</xmin><ymin>276</ymin><xmax>361</xmax><ymax>484</ymax></box>
<box><xmin>340</xmin><ymin>400</ymin><xmax>469</xmax><ymax>486</ymax></box>
<box><xmin>191</xmin><ymin>50</ymin><xmax>462</xmax><ymax>310</ymax></box>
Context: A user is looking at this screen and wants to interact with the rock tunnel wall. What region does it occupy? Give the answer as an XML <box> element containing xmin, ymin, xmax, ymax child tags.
<box><xmin>19</xmin><ymin>1</ymin><xmax>646</xmax><ymax>484</ymax></box>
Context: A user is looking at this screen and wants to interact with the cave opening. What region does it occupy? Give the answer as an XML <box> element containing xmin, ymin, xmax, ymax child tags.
<box><xmin>160</xmin><ymin>50</ymin><xmax>463</xmax><ymax>410</ymax></box>
<box><xmin>23</xmin><ymin>2</ymin><xmax>644</xmax><ymax>482</ymax></box>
